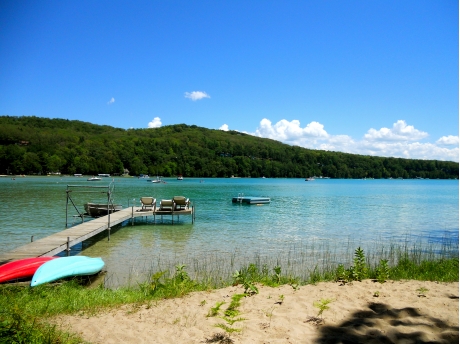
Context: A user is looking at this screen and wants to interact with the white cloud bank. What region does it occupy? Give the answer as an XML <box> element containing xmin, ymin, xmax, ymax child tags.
<box><xmin>364</xmin><ymin>120</ymin><xmax>428</xmax><ymax>141</ymax></box>
<box><xmin>436</xmin><ymin>135</ymin><xmax>459</xmax><ymax>146</ymax></box>
<box><xmin>221</xmin><ymin>119</ymin><xmax>458</xmax><ymax>162</ymax></box>
<box><xmin>185</xmin><ymin>91</ymin><xmax>210</xmax><ymax>101</ymax></box>
<box><xmin>148</xmin><ymin>117</ymin><xmax>162</xmax><ymax>128</ymax></box>
<box><xmin>219</xmin><ymin>124</ymin><xmax>229</xmax><ymax>131</ymax></box>
<box><xmin>107</xmin><ymin>97</ymin><xmax>115</xmax><ymax>105</ymax></box>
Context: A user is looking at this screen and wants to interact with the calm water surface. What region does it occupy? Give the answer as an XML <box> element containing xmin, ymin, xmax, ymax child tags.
<box><xmin>0</xmin><ymin>176</ymin><xmax>458</xmax><ymax>286</ymax></box>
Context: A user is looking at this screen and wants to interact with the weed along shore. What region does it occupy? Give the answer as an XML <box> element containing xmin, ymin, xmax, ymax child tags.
<box><xmin>0</xmin><ymin>246</ymin><xmax>458</xmax><ymax>343</ymax></box>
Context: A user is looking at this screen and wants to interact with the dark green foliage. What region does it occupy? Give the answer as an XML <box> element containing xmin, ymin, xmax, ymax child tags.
<box><xmin>335</xmin><ymin>247</ymin><xmax>368</xmax><ymax>282</ymax></box>
<box><xmin>207</xmin><ymin>301</ymin><xmax>226</xmax><ymax>317</ymax></box>
<box><xmin>273</xmin><ymin>266</ymin><xmax>282</xmax><ymax>284</ymax></box>
<box><xmin>0</xmin><ymin>305</ymin><xmax>82</xmax><ymax>343</ymax></box>
<box><xmin>350</xmin><ymin>247</ymin><xmax>367</xmax><ymax>281</ymax></box>
<box><xmin>375</xmin><ymin>259</ymin><xmax>390</xmax><ymax>283</ymax></box>
<box><xmin>232</xmin><ymin>270</ymin><xmax>259</xmax><ymax>295</ymax></box>
<box><xmin>390</xmin><ymin>257</ymin><xmax>459</xmax><ymax>282</ymax></box>
<box><xmin>335</xmin><ymin>264</ymin><xmax>349</xmax><ymax>283</ymax></box>
<box><xmin>224</xmin><ymin>294</ymin><xmax>245</xmax><ymax>317</ymax></box>
<box><xmin>0</xmin><ymin>116</ymin><xmax>458</xmax><ymax>178</ymax></box>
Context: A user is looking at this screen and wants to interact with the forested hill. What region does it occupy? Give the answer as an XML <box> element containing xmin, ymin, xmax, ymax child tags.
<box><xmin>0</xmin><ymin>116</ymin><xmax>458</xmax><ymax>179</ymax></box>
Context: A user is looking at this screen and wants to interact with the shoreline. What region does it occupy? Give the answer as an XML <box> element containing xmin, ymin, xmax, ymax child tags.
<box><xmin>55</xmin><ymin>279</ymin><xmax>459</xmax><ymax>343</ymax></box>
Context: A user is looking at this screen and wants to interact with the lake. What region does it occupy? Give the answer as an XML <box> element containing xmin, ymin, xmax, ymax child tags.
<box><xmin>0</xmin><ymin>176</ymin><xmax>458</xmax><ymax>287</ymax></box>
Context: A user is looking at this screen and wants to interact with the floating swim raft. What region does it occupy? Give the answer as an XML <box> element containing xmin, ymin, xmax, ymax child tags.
<box><xmin>232</xmin><ymin>196</ymin><xmax>270</xmax><ymax>204</ymax></box>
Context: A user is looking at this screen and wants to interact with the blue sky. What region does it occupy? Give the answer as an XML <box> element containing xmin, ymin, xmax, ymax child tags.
<box><xmin>1</xmin><ymin>1</ymin><xmax>458</xmax><ymax>161</ymax></box>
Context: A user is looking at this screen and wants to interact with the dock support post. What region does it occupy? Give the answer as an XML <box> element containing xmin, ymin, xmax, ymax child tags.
<box><xmin>66</xmin><ymin>237</ymin><xmax>70</xmax><ymax>256</ymax></box>
<box><xmin>108</xmin><ymin>227</ymin><xmax>110</xmax><ymax>241</ymax></box>
<box><xmin>31</xmin><ymin>235</ymin><xmax>34</xmax><ymax>242</ymax></box>
<box><xmin>131</xmin><ymin>206</ymin><xmax>134</xmax><ymax>226</ymax></box>
<box><xmin>65</xmin><ymin>189</ymin><xmax>69</xmax><ymax>228</ymax></box>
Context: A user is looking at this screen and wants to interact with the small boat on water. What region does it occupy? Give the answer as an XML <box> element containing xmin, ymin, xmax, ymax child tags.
<box><xmin>151</xmin><ymin>176</ymin><xmax>165</xmax><ymax>183</ymax></box>
<box><xmin>31</xmin><ymin>256</ymin><xmax>105</xmax><ymax>287</ymax></box>
<box><xmin>177</xmin><ymin>175</ymin><xmax>183</xmax><ymax>180</ymax></box>
<box><xmin>232</xmin><ymin>196</ymin><xmax>270</xmax><ymax>204</ymax></box>
<box><xmin>305</xmin><ymin>177</ymin><xmax>315</xmax><ymax>181</ymax></box>
<box><xmin>0</xmin><ymin>257</ymin><xmax>57</xmax><ymax>283</ymax></box>
<box><xmin>84</xmin><ymin>203</ymin><xmax>123</xmax><ymax>217</ymax></box>
<box><xmin>87</xmin><ymin>176</ymin><xmax>102</xmax><ymax>181</ymax></box>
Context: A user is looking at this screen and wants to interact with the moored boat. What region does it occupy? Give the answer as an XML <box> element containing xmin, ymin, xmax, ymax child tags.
<box><xmin>31</xmin><ymin>256</ymin><xmax>105</xmax><ymax>287</ymax></box>
<box><xmin>87</xmin><ymin>176</ymin><xmax>102</xmax><ymax>181</ymax></box>
<box><xmin>0</xmin><ymin>257</ymin><xmax>57</xmax><ymax>283</ymax></box>
<box><xmin>232</xmin><ymin>196</ymin><xmax>270</xmax><ymax>204</ymax></box>
<box><xmin>151</xmin><ymin>176</ymin><xmax>165</xmax><ymax>183</ymax></box>
<box><xmin>84</xmin><ymin>203</ymin><xmax>123</xmax><ymax>217</ymax></box>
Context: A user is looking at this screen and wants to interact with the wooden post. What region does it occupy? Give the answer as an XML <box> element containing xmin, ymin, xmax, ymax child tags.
<box><xmin>66</xmin><ymin>237</ymin><xmax>70</xmax><ymax>256</ymax></box>
<box><xmin>31</xmin><ymin>235</ymin><xmax>34</xmax><ymax>242</ymax></box>
<box><xmin>107</xmin><ymin>190</ymin><xmax>111</xmax><ymax>241</ymax></box>
<box><xmin>65</xmin><ymin>189</ymin><xmax>69</xmax><ymax>228</ymax></box>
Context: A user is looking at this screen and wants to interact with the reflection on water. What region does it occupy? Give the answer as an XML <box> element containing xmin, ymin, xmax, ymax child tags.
<box><xmin>0</xmin><ymin>177</ymin><xmax>458</xmax><ymax>287</ymax></box>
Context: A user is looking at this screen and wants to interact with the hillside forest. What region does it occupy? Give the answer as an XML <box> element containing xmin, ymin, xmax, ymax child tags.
<box><xmin>0</xmin><ymin>116</ymin><xmax>458</xmax><ymax>179</ymax></box>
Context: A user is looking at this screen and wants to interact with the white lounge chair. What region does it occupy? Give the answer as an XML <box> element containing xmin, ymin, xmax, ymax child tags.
<box><xmin>173</xmin><ymin>196</ymin><xmax>190</xmax><ymax>210</ymax></box>
<box><xmin>140</xmin><ymin>197</ymin><xmax>156</xmax><ymax>211</ymax></box>
<box><xmin>159</xmin><ymin>199</ymin><xmax>174</xmax><ymax>211</ymax></box>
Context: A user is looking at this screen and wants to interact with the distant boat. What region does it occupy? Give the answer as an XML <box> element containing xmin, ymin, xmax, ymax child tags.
<box><xmin>84</xmin><ymin>203</ymin><xmax>122</xmax><ymax>217</ymax></box>
<box><xmin>151</xmin><ymin>176</ymin><xmax>165</xmax><ymax>183</ymax></box>
<box><xmin>305</xmin><ymin>177</ymin><xmax>315</xmax><ymax>181</ymax></box>
<box><xmin>177</xmin><ymin>175</ymin><xmax>183</xmax><ymax>180</ymax></box>
<box><xmin>0</xmin><ymin>257</ymin><xmax>57</xmax><ymax>283</ymax></box>
<box><xmin>98</xmin><ymin>174</ymin><xmax>110</xmax><ymax>177</ymax></box>
<box><xmin>87</xmin><ymin>176</ymin><xmax>102</xmax><ymax>181</ymax></box>
<box><xmin>31</xmin><ymin>256</ymin><xmax>105</xmax><ymax>287</ymax></box>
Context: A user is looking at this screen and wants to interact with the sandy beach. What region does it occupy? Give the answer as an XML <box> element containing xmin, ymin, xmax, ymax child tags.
<box><xmin>55</xmin><ymin>279</ymin><xmax>459</xmax><ymax>343</ymax></box>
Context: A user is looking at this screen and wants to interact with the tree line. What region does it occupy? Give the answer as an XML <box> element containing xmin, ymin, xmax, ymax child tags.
<box><xmin>0</xmin><ymin>116</ymin><xmax>458</xmax><ymax>179</ymax></box>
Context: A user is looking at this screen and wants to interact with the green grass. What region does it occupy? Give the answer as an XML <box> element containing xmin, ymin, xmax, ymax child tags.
<box><xmin>0</xmin><ymin>243</ymin><xmax>458</xmax><ymax>343</ymax></box>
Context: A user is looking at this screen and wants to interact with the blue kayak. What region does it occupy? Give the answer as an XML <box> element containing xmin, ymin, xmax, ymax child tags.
<box><xmin>31</xmin><ymin>256</ymin><xmax>105</xmax><ymax>287</ymax></box>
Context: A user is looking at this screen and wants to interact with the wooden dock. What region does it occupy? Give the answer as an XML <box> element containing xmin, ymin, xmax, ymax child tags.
<box><xmin>0</xmin><ymin>206</ymin><xmax>194</xmax><ymax>264</ymax></box>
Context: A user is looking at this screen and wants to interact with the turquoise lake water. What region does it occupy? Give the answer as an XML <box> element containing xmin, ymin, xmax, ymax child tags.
<box><xmin>0</xmin><ymin>176</ymin><xmax>458</xmax><ymax>287</ymax></box>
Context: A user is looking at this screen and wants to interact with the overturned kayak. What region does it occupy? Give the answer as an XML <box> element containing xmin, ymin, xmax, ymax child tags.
<box><xmin>0</xmin><ymin>256</ymin><xmax>57</xmax><ymax>283</ymax></box>
<box><xmin>31</xmin><ymin>256</ymin><xmax>105</xmax><ymax>287</ymax></box>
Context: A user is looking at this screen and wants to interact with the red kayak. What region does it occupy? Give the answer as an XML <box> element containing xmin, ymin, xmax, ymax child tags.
<box><xmin>0</xmin><ymin>257</ymin><xmax>58</xmax><ymax>283</ymax></box>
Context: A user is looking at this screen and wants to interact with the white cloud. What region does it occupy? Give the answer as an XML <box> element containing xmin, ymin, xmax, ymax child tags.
<box><xmin>436</xmin><ymin>135</ymin><xmax>459</xmax><ymax>146</ymax></box>
<box><xmin>254</xmin><ymin>118</ymin><xmax>328</xmax><ymax>142</ymax></box>
<box><xmin>364</xmin><ymin>120</ymin><xmax>428</xmax><ymax>141</ymax></box>
<box><xmin>148</xmin><ymin>117</ymin><xmax>162</xmax><ymax>128</ymax></box>
<box><xmin>219</xmin><ymin>124</ymin><xmax>229</xmax><ymax>131</ymax></box>
<box><xmin>184</xmin><ymin>91</ymin><xmax>210</xmax><ymax>101</ymax></box>
<box><xmin>250</xmin><ymin>119</ymin><xmax>458</xmax><ymax>162</ymax></box>
<box><xmin>107</xmin><ymin>97</ymin><xmax>115</xmax><ymax>105</ymax></box>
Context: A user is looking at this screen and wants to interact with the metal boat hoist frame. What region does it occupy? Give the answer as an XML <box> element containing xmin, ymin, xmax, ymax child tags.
<box><xmin>65</xmin><ymin>181</ymin><xmax>117</xmax><ymax>241</ymax></box>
